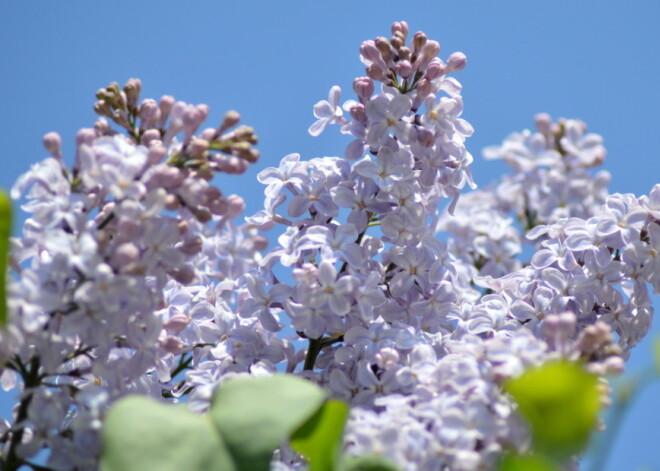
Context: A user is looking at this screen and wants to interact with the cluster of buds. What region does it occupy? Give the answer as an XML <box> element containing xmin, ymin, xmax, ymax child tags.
<box><xmin>93</xmin><ymin>79</ymin><xmax>142</xmax><ymax>136</ymax></box>
<box><xmin>359</xmin><ymin>21</ymin><xmax>466</xmax><ymax>97</ymax></box>
<box><xmin>94</xmin><ymin>79</ymin><xmax>260</xmax><ymax>174</ymax></box>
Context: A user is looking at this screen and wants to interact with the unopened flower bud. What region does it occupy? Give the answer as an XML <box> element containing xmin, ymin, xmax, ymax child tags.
<box><xmin>139</xmin><ymin>98</ymin><xmax>160</xmax><ymax>126</ymax></box>
<box><xmin>76</xmin><ymin>128</ymin><xmax>96</xmax><ymax>147</ymax></box>
<box><xmin>200</xmin><ymin>128</ymin><xmax>216</xmax><ymax>141</ymax></box>
<box><xmin>534</xmin><ymin>113</ymin><xmax>553</xmax><ymax>135</ymax></box>
<box><xmin>141</xmin><ymin>129</ymin><xmax>161</xmax><ymax>148</ymax></box>
<box><xmin>112</xmin><ymin>242</ymin><xmax>140</xmax><ymax>267</ymax></box>
<box><xmin>390</xmin><ymin>35</ymin><xmax>404</xmax><ymax>50</ymax></box>
<box><xmin>123</xmin><ymin>78</ymin><xmax>142</xmax><ymax>109</ymax></box>
<box><xmin>353</xmin><ymin>77</ymin><xmax>375</xmax><ymax>103</ymax></box>
<box><xmin>158</xmin><ymin>95</ymin><xmax>175</xmax><ymax>128</ymax></box>
<box><xmin>375</xmin><ymin>37</ymin><xmax>392</xmax><ymax>61</ymax></box>
<box><xmin>412</xmin><ymin>31</ymin><xmax>427</xmax><ymax>52</ymax></box>
<box><xmin>164</xmin><ymin>314</ymin><xmax>190</xmax><ymax>333</ymax></box>
<box><xmin>209</xmin><ymin>196</ymin><xmax>229</xmax><ymax>216</ymax></box>
<box><xmin>349</xmin><ymin>103</ymin><xmax>367</xmax><ymax>123</ymax></box>
<box><xmin>251</xmin><ymin>234</ymin><xmax>268</xmax><ymax>251</ymax></box>
<box><xmin>395</xmin><ymin>60</ymin><xmax>412</xmax><ymax>78</ymax></box>
<box><xmin>421</xmin><ymin>40</ymin><xmax>441</xmax><ymax>60</ymax></box>
<box><xmin>366</xmin><ymin>64</ymin><xmax>387</xmax><ymax>82</ymax></box>
<box><xmin>188</xmin><ymin>137</ymin><xmax>209</xmax><ymax>157</ymax></box>
<box><xmin>226</xmin><ymin>194</ymin><xmax>245</xmax><ymax>218</ymax></box>
<box><xmin>446</xmin><ymin>52</ymin><xmax>467</xmax><ymax>72</ymax></box>
<box><xmin>219</xmin><ymin>110</ymin><xmax>241</xmax><ymax>134</ymax></box>
<box><xmin>391</xmin><ymin>21</ymin><xmax>409</xmax><ymax>40</ymax></box>
<box><xmin>43</xmin><ymin>132</ymin><xmax>62</xmax><ymax>159</ymax></box>
<box><xmin>159</xmin><ymin>335</ymin><xmax>185</xmax><ymax>354</ymax></box>
<box><xmin>360</xmin><ymin>40</ymin><xmax>382</xmax><ymax>63</ymax></box>
<box><xmin>424</xmin><ymin>59</ymin><xmax>446</xmax><ymax>80</ymax></box>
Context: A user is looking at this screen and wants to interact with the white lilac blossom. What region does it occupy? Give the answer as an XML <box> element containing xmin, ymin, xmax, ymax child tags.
<box><xmin>1</xmin><ymin>22</ymin><xmax>659</xmax><ymax>471</ymax></box>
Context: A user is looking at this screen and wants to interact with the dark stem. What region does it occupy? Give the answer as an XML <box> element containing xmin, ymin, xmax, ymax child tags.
<box><xmin>4</xmin><ymin>356</ymin><xmax>41</xmax><ymax>471</ymax></box>
<box><xmin>303</xmin><ymin>337</ymin><xmax>323</xmax><ymax>371</ymax></box>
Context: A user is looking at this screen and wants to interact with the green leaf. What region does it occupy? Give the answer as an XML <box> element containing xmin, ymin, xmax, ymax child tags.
<box><xmin>100</xmin><ymin>395</ymin><xmax>235</xmax><ymax>471</ymax></box>
<box><xmin>210</xmin><ymin>374</ymin><xmax>328</xmax><ymax>471</ymax></box>
<box><xmin>497</xmin><ymin>453</ymin><xmax>558</xmax><ymax>471</ymax></box>
<box><xmin>291</xmin><ymin>399</ymin><xmax>349</xmax><ymax>471</ymax></box>
<box><xmin>653</xmin><ymin>336</ymin><xmax>660</xmax><ymax>373</ymax></box>
<box><xmin>0</xmin><ymin>191</ymin><xmax>11</xmax><ymax>328</ymax></box>
<box><xmin>341</xmin><ymin>454</ymin><xmax>401</xmax><ymax>471</ymax></box>
<box><xmin>505</xmin><ymin>360</ymin><xmax>600</xmax><ymax>460</ymax></box>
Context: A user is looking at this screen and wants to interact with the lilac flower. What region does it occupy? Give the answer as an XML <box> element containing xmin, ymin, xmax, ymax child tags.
<box><xmin>308</xmin><ymin>86</ymin><xmax>347</xmax><ymax>136</ymax></box>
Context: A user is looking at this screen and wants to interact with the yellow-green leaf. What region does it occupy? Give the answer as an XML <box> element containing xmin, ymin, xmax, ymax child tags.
<box><xmin>0</xmin><ymin>191</ymin><xmax>11</xmax><ymax>328</ymax></box>
<box><xmin>505</xmin><ymin>360</ymin><xmax>600</xmax><ymax>460</ymax></box>
<box><xmin>291</xmin><ymin>399</ymin><xmax>349</xmax><ymax>471</ymax></box>
<box><xmin>497</xmin><ymin>453</ymin><xmax>558</xmax><ymax>471</ymax></box>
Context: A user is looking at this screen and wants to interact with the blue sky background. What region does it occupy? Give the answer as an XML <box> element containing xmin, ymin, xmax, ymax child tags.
<box><xmin>1</xmin><ymin>1</ymin><xmax>659</xmax><ymax>469</ymax></box>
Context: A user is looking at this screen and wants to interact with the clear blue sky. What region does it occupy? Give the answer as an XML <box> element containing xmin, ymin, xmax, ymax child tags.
<box><xmin>1</xmin><ymin>2</ymin><xmax>659</xmax><ymax>469</ymax></box>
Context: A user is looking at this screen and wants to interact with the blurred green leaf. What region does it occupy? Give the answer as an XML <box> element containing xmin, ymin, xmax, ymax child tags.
<box><xmin>100</xmin><ymin>395</ymin><xmax>234</xmax><ymax>471</ymax></box>
<box><xmin>0</xmin><ymin>191</ymin><xmax>10</xmax><ymax>328</ymax></box>
<box><xmin>505</xmin><ymin>360</ymin><xmax>600</xmax><ymax>460</ymax></box>
<box><xmin>291</xmin><ymin>399</ymin><xmax>348</xmax><ymax>471</ymax></box>
<box><xmin>210</xmin><ymin>374</ymin><xmax>328</xmax><ymax>471</ymax></box>
<box><xmin>341</xmin><ymin>454</ymin><xmax>401</xmax><ymax>471</ymax></box>
<box><xmin>653</xmin><ymin>337</ymin><xmax>660</xmax><ymax>373</ymax></box>
<box><xmin>497</xmin><ymin>453</ymin><xmax>558</xmax><ymax>471</ymax></box>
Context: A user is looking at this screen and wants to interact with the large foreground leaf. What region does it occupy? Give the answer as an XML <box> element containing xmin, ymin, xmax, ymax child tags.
<box><xmin>291</xmin><ymin>398</ymin><xmax>349</xmax><ymax>471</ymax></box>
<box><xmin>100</xmin><ymin>395</ymin><xmax>234</xmax><ymax>471</ymax></box>
<box><xmin>210</xmin><ymin>375</ymin><xmax>328</xmax><ymax>471</ymax></box>
<box><xmin>505</xmin><ymin>360</ymin><xmax>600</xmax><ymax>460</ymax></box>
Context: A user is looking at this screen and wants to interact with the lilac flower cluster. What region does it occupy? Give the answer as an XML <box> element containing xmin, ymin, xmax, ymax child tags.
<box><xmin>1</xmin><ymin>21</ymin><xmax>659</xmax><ymax>471</ymax></box>
<box><xmin>0</xmin><ymin>80</ymin><xmax>263</xmax><ymax>469</ymax></box>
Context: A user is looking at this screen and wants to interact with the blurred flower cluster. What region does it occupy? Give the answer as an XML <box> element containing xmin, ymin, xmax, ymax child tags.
<box><xmin>1</xmin><ymin>21</ymin><xmax>659</xmax><ymax>471</ymax></box>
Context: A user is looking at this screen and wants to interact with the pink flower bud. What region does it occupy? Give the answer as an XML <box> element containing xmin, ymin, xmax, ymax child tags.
<box><xmin>366</xmin><ymin>64</ymin><xmax>387</xmax><ymax>82</ymax></box>
<box><xmin>534</xmin><ymin>113</ymin><xmax>553</xmax><ymax>139</ymax></box>
<box><xmin>139</xmin><ymin>98</ymin><xmax>160</xmax><ymax>127</ymax></box>
<box><xmin>148</xmin><ymin>165</ymin><xmax>184</xmax><ymax>189</ymax></box>
<box><xmin>391</xmin><ymin>21</ymin><xmax>409</xmax><ymax>40</ymax></box>
<box><xmin>164</xmin><ymin>314</ymin><xmax>190</xmax><ymax>333</ymax></box>
<box><xmin>158</xmin><ymin>95</ymin><xmax>175</xmax><ymax>128</ymax></box>
<box><xmin>93</xmin><ymin>118</ymin><xmax>113</xmax><ymax>136</ymax></box>
<box><xmin>159</xmin><ymin>335</ymin><xmax>185</xmax><ymax>354</ymax></box>
<box><xmin>446</xmin><ymin>52</ymin><xmax>467</xmax><ymax>72</ymax></box>
<box><xmin>43</xmin><ymin>132</ymin><xmax>62</xmax><ymax>159</ymax></box>
<box><xmin>360</xmin><ymin>40</ymin><xmax>382</xmax><ymax>63</ymax></box>
<box><xmin>75</xmin><ymin>128</ymin><xmax>96</xmax><ymax>147</ymax></box>
<box><xmin>349</xmin><ymin>103</ymin><xmax>367</xmax><ymax>123</ymax></box>
<box><xmin>395</xmin><ymin>60</ymin><xmax>412</xmax><ymax>78</ymax></box>
<box><xmin>112</xmin><ymin>242</ymin><xmax>140</xmax><ymax>267</ymax></box>
<box><xmin>218</xmin><ymin>110</ymin><xmax>241</xmax><ymax>134</ymax></box>
<box><xmin>424</xmin><ymin>59</ymin><xmax>446</xmax><ymax>80</ymax></box>
<box><xmin>421</xmin><ymin>40</ymin><xmax>441</xmax><ymax>60</ymax></box>
<box><xmin>226</xmin><ymin>194</ymin><xmax>245</xmax><ymax>218</ymax></box>
<box><xmin>200</xmin><ymin>128</ymin><xmax>216</xmax><ymax>141</ymax></box>
<box><xmin>188</xmin><ymin>137</ymin><xmax>209</xmax><ymax>157</ymax></box>
<box><xmin>251</xmin><ymin>234</ymin><xmax>268</xmax><ymax>251</ymax></box>
<box><xmin>209</xmin><ymin>196</ymin><xmax>229</xmax><ymax>216</ymax></box>
<box><xmin>353</xmin><ymin>77</ymin><xmax>375</xmax><ymax>103</ymax></box>
<box><xmin>146</xmin><ymin>145</ymin><xmax>166</xmax><ymax>166</ymax></box>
